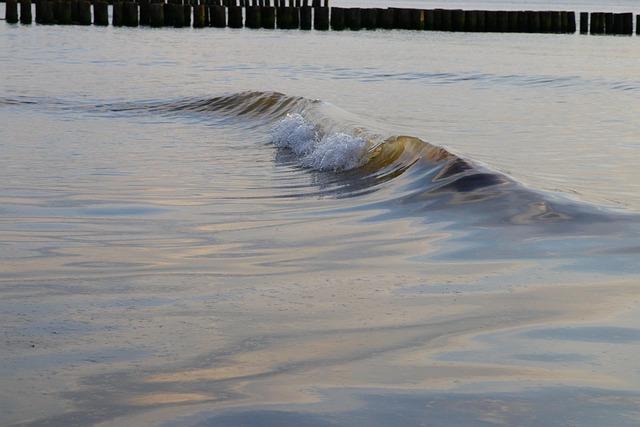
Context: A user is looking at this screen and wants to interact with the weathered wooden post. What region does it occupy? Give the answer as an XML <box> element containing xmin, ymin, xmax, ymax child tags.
<box><xmin>6</xmin><ymin>0</ymin><xmax>19</xmax><ymax>23</ymax></box>
<box><xmin>538</xmin><ymin>11</ymin><xmax>550</xmax><ymax>32</ymax></box>
<box><xmin>423</xmin><ymin>9</ymin><xmax>434</xmax><ymax>30</ymax></box>
<box><xmin>550</xmin><ymin>11</ymin><xmax>560</xmax><ymax>32</ymax></box>
<box><xmin>210</xmin><ymin>4</ymin><xmax>225</xmax><ymax>26</ymax></box>
<box><xmin>559</xmin><ymin>11</ymin><xmax>568</xmax><ymax>32</ymax></box>
<box><xmin>485</xmin><ymin>10</ymin><xmax>497</xmax><ymax>32</ymax></box>
<box><xmin>507</xmin><ymin>11</ymin><xmax>518</xmax><ymax>32</ymax></box>
<box><xmin>149</xmin><ymin>1</ymin><xmax>163</xmax><ymax>26</ymax></box>
<box><xmin>526</xmin><ymin>11</ymin><xmax>538</xmax><ymax>32</ymax></box>
<box><xmin>410</xmin><ymin>9</ymin><xmax>423</xmax><ymax>30</ymax></box>
<box><xmin>260</xmin><ymin>5</ymin><xmax>274</xmax><ymax>28</ymax></box>
<box><xmin>496</xmin><ymin>11</ymin><xmax>508</xmax><ymax>32</ymax></box>
<box><xmin>361</xmin><ymin>8</ymin><xmax>375</xmax><ymax>29</ymax></box>
<box><xmin>394</xmin><ymin>8</ymin><xmax>410</xmax><ymax>29</ymax></box>
<box><xmin>432</xmin><ymin>9</ymin><xmax>442</xmax><ymax>31</ymax></box>
<box><xmin>621</xmin><ymin>12</ymin><xmax>632</xmax><ymax>35</ymax></box>
<box><xmin>299</xmin><ymin>5</ymin><xmax>310</xmax><ymax>29</ymax></box>
<box><xmin>590</xmin><ymin>12</ymin><xmax>604</xmax><ymax>34</ymax></box>
<box><xmin>313</xmin><ymin>6</ymin><xmax>327</xmax><ymax>30</ymax></box>
<box><xmin>451</xmin><ymin>9</ymin><xmax>464</xmax><ymax>31</ymax></box>
<box><xmin>516</xmin><ymin>11</ymin><xmax>528</xmax><ymax>32</ymax></box>
<box><xmin>41</xmin><ymin>0</ymin><xmax>55</xmax><ymax>23</ymax></box>
<box><xmin>291</xmin><ymin>5</ymin><xmax>299</xmax><ymax>28</ymax></box>
<box><xmin>276</xmin><ymin>5</ymin><xmax>291</xmax><ymax>28</ymax></box>
<box><xmin>347</xmin><ymin>7</ymin><xmax>361</xmax><ymax>30</ymax></box>
<box><xmin>637</xmin><ymin>15</ymin><xmax>640</xmax><ymax>35</ymax></box>
<box><xmin>138</xmin><ymin>0</ymin><xmax>149</xmax><ymax>25</ymax></box>
<box><xmin>442</xmin><ymin>9</ymin><xmax>452</xmax><ymax>31</ymax></box>
<box><xmin>77</xmin><ymin>0</ymin><xmax>90</xmax><ymax>24</ymax></box>
<box><xmin>604</xmin><ymin>12</ymin><xmax>614</xmax><ymax>34</ymax></box>
<box><xmin>330</xmin><ymin>6</ymin><xmax>344</xmax><ymax>30</ymax></box>
<box><xmin>612</xmin><ymin>13</ymin><xmax>622</xmax><ymax>34</ymax></box>
<box><xmin>378</xmin><ymin>7</ymin><xmax>394</xmax><ymax>29</ymax></box>
<box><xmin>245</xmin><ymin>5</ymin><xmax>261</xmax><ymax>28</ymax></box>
<box><xmin>20</xmin><ymin>0</ymin><xmax>33</xmax><ymax>23</ymax></box>
<box><xmin>93</xmin><ymin>1</ymin><xmax>107</xmax><ymax>25</ymax></box>
<box><xmin>476</xmin><ymin>10</ymin><xmax>485</xmax><ymax>31</ymax></box>
<box><xmin>193</xmin><ymin>3</ymin><xmax>205</xmax><ymax>27</ymax></box>
<box><xmin>567</xmin><ymin>11</ymin><xmax>576</xmax><ymax>32</ymax></box>
<box><xmin>464</xmin><ymin>10</ymin><xmax>477</xmax><ymax>32</ymax></box>
<box><xmin>579</xmin><ymin>12</ymin><xmax>588</xmax><ymax>33</ymax></box>
<box><xmin>123</xmin><ymin>2</ymin><xmax>138</xmax><ymax>26</ymax></box>
<box><xmin>228</xmin><ymin>5</ymin><xmax>242</xmax><ymax>27</ymax></box>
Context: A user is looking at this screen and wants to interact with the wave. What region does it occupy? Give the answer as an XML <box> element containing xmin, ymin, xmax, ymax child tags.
<box><xmin>3</xmin><ymin>90</ymin><xmax>636</xmax><ymax>227</ymax></box>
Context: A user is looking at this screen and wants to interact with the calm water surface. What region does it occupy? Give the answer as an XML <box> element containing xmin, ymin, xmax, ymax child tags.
<box><xmin>1</xmin><ymin>4</ymin><xmax>640</xmax><ymax>426</ymax></box>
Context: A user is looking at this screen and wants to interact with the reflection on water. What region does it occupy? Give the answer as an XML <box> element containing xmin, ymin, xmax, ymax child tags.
<box><xmin>1</xmin><ymin>14</ymin><xmax>640</xmax><ymax>427</ymax></box>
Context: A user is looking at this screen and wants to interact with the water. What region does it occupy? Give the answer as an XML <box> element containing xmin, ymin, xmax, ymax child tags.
<box><xmin>1</xmin><ymin>4</ymin><xmax>640</xmax><ymax>426</ymax></box>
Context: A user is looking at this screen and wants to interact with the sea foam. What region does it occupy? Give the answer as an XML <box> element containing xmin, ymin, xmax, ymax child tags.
<box><xmin>271</xmin><ymin>113</ymin><xmax>368</xmax><ymax>171</ymax></box>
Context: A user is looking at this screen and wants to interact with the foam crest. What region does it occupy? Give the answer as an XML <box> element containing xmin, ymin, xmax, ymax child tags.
<box><xmin>271</xmin><ymin>113</ymin><xmax>369</xmax><ymax>172</ymax></box>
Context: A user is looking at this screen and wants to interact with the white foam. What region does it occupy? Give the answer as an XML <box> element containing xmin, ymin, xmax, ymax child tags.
<box><xmin>271</xmin><ymin>113</ymin><xmax>368</xmax><ymax>172</ymax></box>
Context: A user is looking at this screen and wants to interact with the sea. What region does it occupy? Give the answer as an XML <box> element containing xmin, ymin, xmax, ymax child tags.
<box><xmin>1</xmin><ymin>1</ymin><xmax>640</xmax><ymax>425</ymax></box>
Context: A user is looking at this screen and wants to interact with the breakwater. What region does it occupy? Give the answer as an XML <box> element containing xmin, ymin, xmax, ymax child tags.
<box><xmin>3</xmin><ymin>0</ymin><xmax>639</xmax><ymax>35</ymax></box>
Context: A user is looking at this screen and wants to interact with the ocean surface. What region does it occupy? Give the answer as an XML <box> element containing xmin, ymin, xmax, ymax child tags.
<box><xmin>1</xmin><ymin>1</ymin><xmax>640</xmax><ymax>426</ymax></box>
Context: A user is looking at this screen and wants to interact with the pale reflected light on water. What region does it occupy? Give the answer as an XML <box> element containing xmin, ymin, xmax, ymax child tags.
<box><xmin>1</xmin><ymin>5</ymin><xmax>640</xmax><ymax>426</ymax></box>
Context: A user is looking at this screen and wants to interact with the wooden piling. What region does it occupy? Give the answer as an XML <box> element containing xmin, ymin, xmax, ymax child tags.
<box><xmin>395</xmin><ymin>8</ymin><xmax>410</xmax><ymax>30</ymax></box>
<box><xmin>138</xmin><ymin>0</ymin><xmax>149</xmax><ymax>25</ymax></box>
<box><xmin>621</xmin><ymin>12</ymin><xmax>632</xmax><ymax>35</ymax></box>
<box><xmin>246</xmin><ymin>5</ymin><xmax>261</xmax><ymax>28</ymax></box>
<box><xmin>260</xmin><ymin>5</ymin><xmax>275</xmax><ymax>28</ymax></box>
<box><xmin>539</xmin><ymin>11</ymin><xmax>551</xmax><ymax>32</ymax></box>
<box><xmin>604</xmin><ymin>12</ymin><xmax>613</xmax><ymax>34</ymax></box>
<box><xmin>476</xmin><ymin>10</ymin><xmax>485</xmax><ymax>31</ymax></box>
<box><xmin>313</xmin><ymin>6</ymin><xmax>327</xmax><ymax>30</ymax></box>
<box><xmin>228</xmin><ymin>5</ymin><xmax>242</xmax><ymax>27</ymax></box>
<box><xmin>6</xmin><ymin>0</ymin><xmax>19</xmax><ymax>23</ymax></box>
<box><xmin>172</xmin><ymin>2</ymin><xmax>184</xmax><ymax>27</ymax></box>
<box><xmin>77</xmin><ymin>0</ymin><xmax>90</xmax><ymax>24</ymax></box>
<box><xmin>378</xmin><ymin>8</ymin><xmax>394</xmax><ymax>29</ymax></box>
<box><xmin>516</xmin><ymin>10</ymin><xmax>528</xmax><ymax>32</ymax></box>
<box><xmin>485</xmin><ymin>10</ymin><xmax>497</xmax><ymax>32</ymax></box>
<box><xmin>432</xmin><ymin>9</ymin><xmax>442</xmax><ymax>31</ymax></box>
<box><xmin>93</xmin><ymin>1</ymin><xmax>108</xmax><ymax>25</ymax></box>
<box><xmin>123</xmin><ymin>2</ymin><xmax>138</xmax><ymax>26</ymax></box>
<box><xmin>291</xmin><ymin>6</ymin><xmax>299</xmax><ymax>28</ymax></box>
<box><xmin>507</xmin><ymin>11</ymin><xmax>518</xmax><ymax>32</ymax></box>
<box><xmin>210</xmin><ymin>4</ymin><xmax>225</xmax><ymax>27</ymax></box>
<box><xmin>559</xmin><ymin>11</ymin><xmax>568</xmax><ymax>32</ymax></box>
<box><xmin>549</xmin><ymin>11</ymin><xmax>560</xmax><ymax>33</ymax></box>
<box><xmin>361</xmin><ymin>7</ymin><xmax>376</xmax><ymax>29</ymax></box>
<box><xmin>441</xmin><ymin>9</ymin><xmax>452</xmax><ymax>31</ymax></box>
<box><xmin>451</xmin><ymin>9</ymin><xmax>464</xmax><ymax>32</ymax></box>
<box><xmin>567</xmin><ymin>11</ymin><xmax>576</xmax><ymax>33</ymax></box>
<box><xmin>330</xmin><ymin>7</ymin><xmax>344</xmax><ymax>30</ymax></box>
<box><xmin>40</xmin><ymin>0</ymin><xmax>54</xmax><ymax>23</ymax></box>
<box><xmin>496</xmin><ymin>11</ymin><xmax>508</xmax><ymax>32</ymax></box>
<box><xmin>423</xmin><ymin>9</ymin><xmax>434</xmax><ymax>30</ymax></box>
<box><xmin>149</xmin><ymin>2</ymin><xmax>163</xmax><ymax>26</ymax></box>
<box><xmin>590</xmin><ymin>12</ymin><xmax>604</xmax><ymax>34</ymax></box>
<box><xmin>579</xmin><ymin>12</ymin><xmax>588</xmax><ymax>33</ymax></box>
<box><xmin>299</xmin><ymin>5</ymin><xmax>310</xmax><ymax>29</ymax></box>
<box><xmin>637</xmin><ymin>15</ymin><xmax>640</xmax><ymax>35</ymax></box>
<box><xmin>19</xmin><ymin>0</ymin><xmax>32</xmax><ymax>23</ymax></box>
<box><xmin>612</xmin><ymin>13</ymin><xmax>622</xmax><ymax>34</ymax></box>
<box><xmin>410</xmin><ymin>9</ymin><xmax>423</xmax><ymax>30</ymax></box>
<box><xmin>193</xmin><ymin>3</ymin><xmax>206</xmax><ymax>27</ymax></box>
<box><xmin>347</xmin><ymin>7</ymin><xmax>361</xmax><ymax>30</ymax></box>
<box><xmin>464</xmin><ymin>10</ymin><xmax>477</xmax><ymax>32</ymax></box>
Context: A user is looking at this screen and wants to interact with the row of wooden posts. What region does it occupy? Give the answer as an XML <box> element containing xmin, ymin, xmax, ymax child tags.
<box><xmin>4</xmin><ymin>1</ymin><xmax>640</xmax><ymax>35</ymax></box>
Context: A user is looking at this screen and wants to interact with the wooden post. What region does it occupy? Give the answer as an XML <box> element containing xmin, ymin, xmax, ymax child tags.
<box><xmin>93</xmin><ymin>1</ymin><xmax>107</xmax><ymax>25</ymax></box>
<box><xmin>330</xmin><ymin>7</ymin><xmax>344</xmax><ymax>30</ymax></box>
<box><xmin>579</xmin><ymin>12</ymin><xmax>588</xmax><ymax>33</ymax></box>
<box><xmin>260</xmin><ymin>5</ymin><xmax>274</xmax><ymax>28</ymax></box>
<box><xmin>622</xmin><ymin>12</ymin><xmax>632</xmax><ymax>35</ymax></box>
<box><xmin>485</xmin><ymin>10</ymin><xmax>497</xmax><ymax>32</ymax></box>
<box><xmin>41</xmin><ymin>0</ymin><xmax>55</xmax><ymax>23</ymax></box>
<box><xmin>432</xmin><ymin>9</ymin><xmax>443</xmax><ymax>31</ymax></box>
<box><xmin>516</xmin><ymin>10</ymin><xmax>528</xmax><ymax>32</ymax></box>
<box><xmin>451</xmin><ymin>9</ymin><xmax>464</xmax><ymax>31</ymax></box>
<box><xmin>6</xmin><ymin>0</ymin><xmax>19</xmax><ymax>23</ymax></box>
<box><xmin>291</xmin><ymin>6</ymin><xmax>299</xmax><ymax>28</ymax></box>
<box><xmin>361</xmin><ymin>8</ymin><xmax>376</xmax><ymax>29</ymax></box>
<box><xmin>347</xmin><ymin>7</ymin><xmax>361</xmax><ymax>30</ymax></box>
<box><xmin>590</xmin><ymin>12</ymin><xmax>603</xmax><ymax>34</ymax></box>
<box><xmin>276</xmin><ymin>6</ymin><xmax>291</xmax><ymax>28</ymax></box>
<box><xmin>20</xmin><ymin>0</ymin><xmax>33</xmax><ymax>23</ymax></box>
<box><xmin>193</xmin><ymin>3</ymin><xmax>205</xmax><ymax>27</ymax></box>
<box><xmin>148</xmin><ymin>2</ymin><xmax>163</xmax><ymax>26</ymax></box>
<box><xmin>183</xmin><ymin>3</ymin><xmax>191</xmax><ymax>27</ymax></box>
<box><xmin>567</xmin><ymin>11</ymin><xmax>576</xmax><ymax>33</ymax></box>
<box><xmin>410</xmin><ymin>8</ymin><xmax>423</xmax><ymax>30</ymax></box>
<box><xmin>507</xmin><ymin>11</ymin><xmax>518</xmax><ymax>32</ymax></box>
<box><xmin>464</xmin><ymin>10</ymin><xmax>477</xmax><ymax>32</ymax></box>
<box><xmin>441</xmin><ymin>9</ymin><xmax>452</xmax><ymax>31</ymax></box>
<box><xmin>138</xmin><ymin>0</ymin><xmax>149</xmax><ymax>25</ymax></box>
<box><xmin>424</xmin><ymin>9</ymin><xmax>434</xmax><ymax>30</ymax></box>
<box><xmin>395</xmin><ymin>8</ymin><xmax>410</xmax><ymax>30</ymax></box>
<box><xmin>313</xmin><ymin>6</ymin><xmax>327</xmax><ymax>30</ymax></box>
<box><xmin>476</xmin><ymin>10</ymin><xmax>485</xmax><ymax>31</ymax></box>
<box><xmin>604</xmin><ymin>12</ymin><xmax>613</xmax><ymax>34</ymax></box>
<box><xmin>496</xmin><ymin>11</ymin><xmax>508</xmax><ymax>32</ymax></box>
<box><xmin>299</xmin><ymin>5</ymin><xmax>310</xmax><ymax>29</ymax></box>
<box><xmin>77</xmin><ymin>0</ymin><xmax>90</xmax><ymax>24</ymax></box>
<box><xmin>379</xmin><ymin>8</ymin><xmax>394</xmax><ymax>29</ymax></box>
<box><xmin>637</xmin><ymin>15</ymin><xmax>640</xmax><ymax>35</ymax></box>
<box><xmin>246</xmin><ymin>5</ymin><xmax>261</xmax><ymax>28</ymax></box>
<box><xmin>123</xmin><ymin>2</ymin><xmax>138</xmax><ymax>26</ymax></box>
<box><xmin>559</xmin><ymin>11</ymin><xmax>568</xmax><ymax>32</ymax></box>
<box><xmin>549</xmin><ymin>11</ymin><xmax>560</xmax><ymax>33</ymax></box>
<box><xmin>228</xmin><ymin>5</ymin><xmax>242</xmax><ymax>27</ymax></box>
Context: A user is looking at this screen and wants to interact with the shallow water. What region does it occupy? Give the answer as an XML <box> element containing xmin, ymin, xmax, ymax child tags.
<box><xmin>1</xmin><ymin>4</ymin><xmax>640</xmax><ymax>426</ymax></box>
